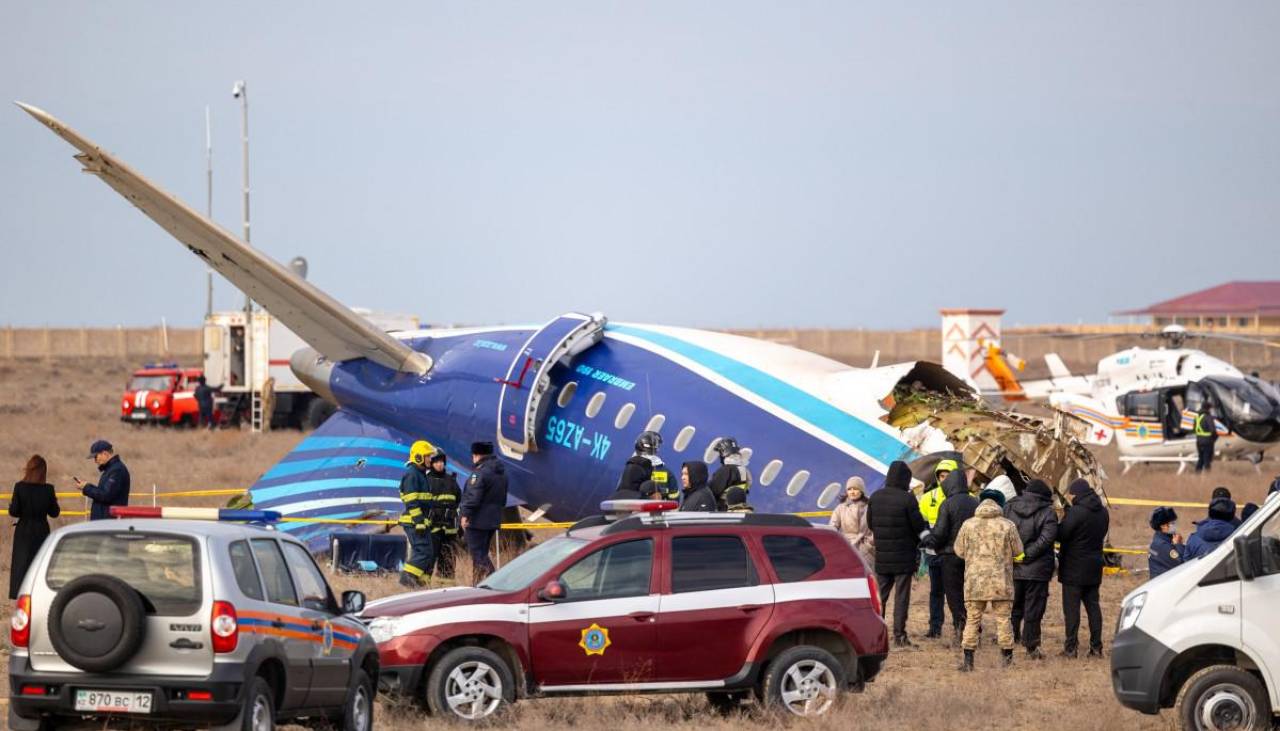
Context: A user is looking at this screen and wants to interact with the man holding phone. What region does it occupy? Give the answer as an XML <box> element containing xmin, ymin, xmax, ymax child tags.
<box><xmin>73</xmin><ymin>440</ymin><xmax>131</xmax><ymax>520</ymax></box>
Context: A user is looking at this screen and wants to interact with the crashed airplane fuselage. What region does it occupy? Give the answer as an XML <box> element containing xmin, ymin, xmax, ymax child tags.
<box><xmin>18</xmin><ymin>103</ymin><xmax>1102</xmax><ymax>551</ymax></box>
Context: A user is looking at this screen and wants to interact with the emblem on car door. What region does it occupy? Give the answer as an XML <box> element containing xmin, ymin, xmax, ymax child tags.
<box><xmin>579</xmin><ymin>623</ymin><xmax>611</xmax><ymax>656</ymax></box>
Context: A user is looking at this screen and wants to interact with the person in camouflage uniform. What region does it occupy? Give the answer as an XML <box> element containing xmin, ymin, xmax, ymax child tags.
<box><xmin>953</xmin><ymin>489</ymin><xmax>1023</xmax><ymax>671</ymax></box>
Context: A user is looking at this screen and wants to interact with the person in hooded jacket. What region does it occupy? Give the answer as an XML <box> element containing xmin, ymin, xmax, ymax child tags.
<box><xmin>918</xmin><ymin>459</ymin><xmax>957</xmax><ymax>639</ymax></box>
<box><xmin>925</xmin><ymin>470</ymin><xmax>977</xmax><ymax>645</ymax></box>
<box><xmin>679</xmin><ymin>461</ymin><xmax>718</xmax><ymax>512</ymax></box>
<box><xmin>830</xmin><ymin>476</ymin><xmax>875</xmax><ymax>565</ymax></box>
<box><xmin>1185</xmin><ymin>498</ymin><xmax>1238</xmax><ymax>559</ymax></box>
<box><xmin>1004</xmin><ymin>479</ymin><xmax>1058</xmax><ymax>659</ymax></box>
<box><xmin>1147</xmin><ymin>506</ymin><xmax>1185</xmax><ymax>578</ymax></box>
<box><xmin>954</xmin><ymin>489</ymin><xmax>1023</xmax><ymax>671</ymax></box>
<box><xmin>1057</xmin><ymin>480</ymin><xmax>1110</xmax><ymax>658</ymax></box>
<box><xmin>868</xmin><ymin>460</ymin><xmax>930</xmax><ymax>646</ymax></box>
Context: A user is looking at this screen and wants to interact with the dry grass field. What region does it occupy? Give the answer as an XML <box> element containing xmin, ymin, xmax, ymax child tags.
<box><xmin>1</xmin><ymin>356</ymin><xmax>1277</xmax><ymax>729</ymax></box>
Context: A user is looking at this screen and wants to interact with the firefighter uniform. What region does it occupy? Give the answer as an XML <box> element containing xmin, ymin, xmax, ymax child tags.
<box><xmin>399</xmin><ymin>441</ymin><xmax>436</xmax><ymax>587</ymax></box>
<box><xmin>710</xmin><ymin>462</ymin><xmax>752</xmax><ymax>511</ymax></box>
<box><xmin>649</xmin><ymin>458</ymin><xmax>678</xmax><ymax>501</ymax></box>
<box><xmin>426</xmin><ymin>452</ymin><xmax>462</xmax><ymax>579</ymax></box>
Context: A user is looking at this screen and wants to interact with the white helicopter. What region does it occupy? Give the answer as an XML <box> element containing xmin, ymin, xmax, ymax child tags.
<box><xmin>1015</xmin><ymin>325</ymin><xmax>1280</xmax><ymax>470</ymax></box>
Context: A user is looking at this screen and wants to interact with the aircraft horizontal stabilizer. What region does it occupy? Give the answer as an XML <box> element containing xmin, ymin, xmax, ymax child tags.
<box><xmin>16</xmin><ymin>102</ymin><xmax>430</xmax><ymax>375</ymax></box>
<box><xmin>1045</xmin><ymin>353</ymin><xmax>1072</xmax><ymax>380</ymax></box>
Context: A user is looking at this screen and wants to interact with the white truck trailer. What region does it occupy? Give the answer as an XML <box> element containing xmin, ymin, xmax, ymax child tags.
<box><xmin>202</xmin><ymin>308</ymin><xmax>418</xmax><ymax>430</ymax></box>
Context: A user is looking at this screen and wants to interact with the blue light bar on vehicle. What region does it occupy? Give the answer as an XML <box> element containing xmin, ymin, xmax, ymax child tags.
<box><xmin>110</xmin><ymin>507</ymin><xmax>281</xmax><ymax>523</ymax></box>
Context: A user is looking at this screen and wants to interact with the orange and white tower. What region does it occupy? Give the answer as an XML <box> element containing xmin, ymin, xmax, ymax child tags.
<box><xmin>940</xmin><ymin>309</ymin><xmax>1005</xmax><ymax>393</ymax></box>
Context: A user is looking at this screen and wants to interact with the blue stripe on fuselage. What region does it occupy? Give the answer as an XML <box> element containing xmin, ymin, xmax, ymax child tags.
<box><xmin>607</xmin><ymin>325</ymin><xmax>915</xmax><ymax>466</ymax></box>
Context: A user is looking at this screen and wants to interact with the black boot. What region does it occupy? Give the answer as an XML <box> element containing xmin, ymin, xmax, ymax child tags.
<box><xmin>957</xmin><ymin>650</ymin><xmax>975</xmax><ymax>672</ymax></box>
<box><xmin>1001</xmin><ymin>649</ymin><xmax>1014</xmax><ymax>667</ymax></box>
<box><xmin>1060</xmin><ymin>645</ymin><xmax>1078</xmax><ymax>659</ymax></box>
<box><xmin>1026</xmin><ymin>646</ymin><xmax>1045</xmax><ymax>660</ymax></box>
<box><xmin>1087</xmin><ymin>645</ymin><xmax>1105</xmax><ymax>659</ymax></box>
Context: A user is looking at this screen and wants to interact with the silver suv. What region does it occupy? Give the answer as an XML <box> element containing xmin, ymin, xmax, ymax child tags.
<box><xmin>8</xmin><ymin>518</ymin><xmax>378</xmax><ymax>730</ymax></box>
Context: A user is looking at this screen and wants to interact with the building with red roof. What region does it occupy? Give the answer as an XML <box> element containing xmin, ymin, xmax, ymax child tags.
<box><xmin>1117</xmin><ymin>281</ymin><xmax>1280</xmax><ymax>330</ymax></box>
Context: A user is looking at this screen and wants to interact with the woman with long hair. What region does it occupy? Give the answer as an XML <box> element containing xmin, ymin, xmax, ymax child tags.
<box><xmin>10</xmin><ymin>455</ymin><xmax>60</xmax><ymax>599</ymax></box>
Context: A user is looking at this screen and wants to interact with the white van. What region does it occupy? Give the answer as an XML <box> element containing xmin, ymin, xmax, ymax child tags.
<box><xmin>1112</xmin><ymin>492</ymin><xmax>1280</xmax><ymax>730</ymax></box>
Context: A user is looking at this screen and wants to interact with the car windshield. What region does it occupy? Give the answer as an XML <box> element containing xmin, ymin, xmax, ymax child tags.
<box><xmin>128</xmin><ymin>375</ymin><xmax>174</xmax><ymax>391</ymax></box>
<box><xmin>46</xmin><ymin>532</ymin><xmax>201</xmax><ymax>616</ymax></box>
<box><xmin>477</xmin><ymin>536</ymin><xmax>587</xmax><ymax>592</ymax></box>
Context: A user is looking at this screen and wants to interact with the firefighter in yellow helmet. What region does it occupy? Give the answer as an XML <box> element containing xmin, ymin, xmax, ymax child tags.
<box><xmin>919</xmin><ymin>458</ymin><xmax>957</xmax><ymax>638</ymax></box>
<box><xmin>399</xmin><ymin>440</ymin><xmax>436</xmax><ymax>587</ymax></box>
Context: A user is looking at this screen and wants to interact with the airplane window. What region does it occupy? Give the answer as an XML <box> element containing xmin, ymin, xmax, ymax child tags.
<box><xmin>644</xmin><ymin>414</ymin><xmax>665</xmax><ymax>433</ymax></box>
<box><xmin>703</xmin><ymin>439</ymin><xmax>721</xmax><ymax>463</ymax></box>
<box><xmin>557</xmin><ymin>382</ymin><xmax>578</xmax><ymax>408</ymax></box>
<box><xmin>817</xmin><ymin>482</ymin><xmax>842</xmax><ymax>509</ymax></box>
<box><xmin>673</xmin><ymin>426</ymin><xmax>696</xmax><ymax>452</ymax></box>
<box><xmin>759</xmin><ymin>460</ymin><xmax>783</xmax><ymax>486</ymax></box>
<box><xmin>785</xmin><ymin>470</ymin><xmax>811</xmax><ymax>497</ymax></box>
<box><xmin>614</xmin><ymin>403</ymin><xmax>636</xmax><ymax>429</ymax></box>
<box><xmin>585</xmin><ymin>392</ymin><xmax>607</xmax><ymax>418</ymax></box>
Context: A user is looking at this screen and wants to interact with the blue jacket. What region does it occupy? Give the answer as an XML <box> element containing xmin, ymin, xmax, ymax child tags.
<box><xmin>1148</xmin><ymin>531</ymin><xmax>1186</xmax><ymax>578</ymax></box>
<box><xmin>460</xmin><ymin>456</ymin><xmax>507</xmax><ymax>531</ymax></box>
<box><xmin>1185</xmin><ymin>519</ymin><xmax>1236</xmax><ymax>560</ymax></box>
<box><xmin>83</xmin><ymin>455</ymin><xmax>131</xmax><ymax>521</ymax></box>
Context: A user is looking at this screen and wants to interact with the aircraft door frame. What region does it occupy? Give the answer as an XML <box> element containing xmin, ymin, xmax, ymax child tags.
<box><xmin>496</xmin><ymin>312</ymin><xmax>606</xmax><ymax>459</ymax></box>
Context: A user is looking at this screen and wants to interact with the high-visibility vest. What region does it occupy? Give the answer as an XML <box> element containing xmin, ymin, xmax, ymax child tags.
<box><xmin>919</xmin><ymin>484</ymin><xmax>946</xmax><ymax>527</ymax></box>
<box><xmin>1194</xmin><ymin>413</ymin><xmax>1215</xmax><ymax>438</ymax></box>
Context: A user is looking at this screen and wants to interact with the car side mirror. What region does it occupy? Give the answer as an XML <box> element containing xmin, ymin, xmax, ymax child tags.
<box><xmin>537</xmin><ymin>580</ymin><xmax>567</xmax><ymax>602</ymax></box>
<box><xmin>342</xmin><ymin>590</ymin><xmax>366</xmax><ymax>615</ymax></box>
<box><xmin>1233</xmin><ymin>534</ymin><xmax>1257</xmax><ymax>581</ymax></box>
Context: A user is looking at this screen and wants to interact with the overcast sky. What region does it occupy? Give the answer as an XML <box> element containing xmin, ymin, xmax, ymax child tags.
<box><xmin>2</xmin><ymin>3</ymin><xmax>1277</xmax><ymax>329</ymax></box>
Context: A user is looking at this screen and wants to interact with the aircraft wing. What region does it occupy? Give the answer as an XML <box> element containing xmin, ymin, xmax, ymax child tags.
<box><xmin>17</xmin><ymin>102</ymin><xmax>430</xmax><ymax>375</ymax></box>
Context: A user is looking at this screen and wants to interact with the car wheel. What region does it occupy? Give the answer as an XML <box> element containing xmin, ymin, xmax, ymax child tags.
<box><xmin>706</xmin><ymin>690</ymin><xmax>752</xmax><ymax>714</ymax></box>
<box><xmin>47</xmin><ymin>574</ymin><xmax>147</xmax><ymax>673</ymax></box>
<box><xmin>760</xmin><ymin>646</ymin><xmax>845</xmax><ymax>718</ymax></box>
<box><xmin>425</xmin><ymin>646</ymin><xmax>515</xmax><ymax>722</ymax></box>
<box><xmin>339</xmin><ymin>668</ymin><xmax>375</xmax><ymax>731</ymax></box>
<box><xmin>241</xmin><ymin>676</ymin><xmax>276</xmax><ymax>731</ymax></box>
<box><xmin>1177</xmin><ymin>665</ymin><xmax>1271</xmax><ymax>731</ymax></box>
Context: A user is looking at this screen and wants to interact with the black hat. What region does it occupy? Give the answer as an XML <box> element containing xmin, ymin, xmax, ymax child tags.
<box><xmin>1068</xmin><ymin>479</ymin><xmax>1092</xmax><ymax>498</ymax></box>
<box><xmin>1208</xmin><ymin>497</ymin><xmax>1236</xmax><ymax>522</ymax></box>
<box><xmin>1242</xmin><ymin>503</ymin><xmax>1260</xmax><ymax>522</ymax></box>
<box><xmin>1026</xmin><ymin>479</ymin><xmax>1052</xmax><ymax>498</ymax></box>
<box><xmin>884</xmin><ymin>461</ymin><xmax>912</xmax><ymax>490</ymax></box>
<box><xmin>978</xmin><ymin>488</ymin><xmax>1006</xmax><ymax>508</ymax></box>
<box><xmin>87</xmin><ymin>439</ymin><xmax>113</xmax><ymax>458</ymax></box>
<box><xmin>1211</xmin><ymin>487</ymin><xmax>1232</xmax><ymax>501</ymax></box>
<box><xmin>429</xmin><ymin>449</ymin><xmax>447</xmax><ymax>465</ymax></box>
<box><xmin>1149</xmin><ymin>506</ymin><xmax>1177</xmax><ymax>530</ymax></box>
<box><xmin>470</xmin><ymin>441</ymin><xmax>494</xmax><ymax>456</ymax></box>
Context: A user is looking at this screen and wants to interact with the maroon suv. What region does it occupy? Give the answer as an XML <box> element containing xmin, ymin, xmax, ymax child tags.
<box><xmin>364</xmin><ymin>506</ymin><xmax>888</xmax><ymax>720</ymax></box>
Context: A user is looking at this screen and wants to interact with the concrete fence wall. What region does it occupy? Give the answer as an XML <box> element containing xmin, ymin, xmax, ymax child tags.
<box><xmin>0</xmin><ymin>327</ymin><xmax>202</xmax><ymax>360</ymax></box>
<box><xmin>3</xmin><ymin>326</ymin><xmax>1276</xmax><ymax>379</ymax></box>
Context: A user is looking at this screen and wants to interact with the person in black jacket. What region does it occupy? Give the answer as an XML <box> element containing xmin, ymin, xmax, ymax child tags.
<box><xmin>1005</xmin><ymin>479</ymin><xmax>1058</xmax><ymax>659</ymax></box>
<box><xmin>868</xmin><ymin>460</ymin><xmax>930</xmax><ymax>646</ymax></box>
<box><xmin>193</xmin><ymin>375</ymin><xmax>218</xmax><ymax>429</ymax></box>
<box><xmin>10</xmin><ymin>455</ymin><xmax>60</xmax><ymax>599</ymax></box>
<box><xmin>1057</xmin><ymin>479</ymin><xmax>1110</xmax><ymax>658</ymax></box>
<box><xmin>73</xmin><ymin>440</ymin><xmax>130</xmax><ymax>521</ymax></box>
<box><xmin>926</xmin><ymin>470</ymin><xmax>978</xmax><ymax>646</ymax></box>
<box><xmin>679</xmin><ymin>461</ymin><xmax>717</xmax><ymax>512</ymax></box>
<box><xmin>460</xmin><ymin>442</ymin><xmax>507</xmax><ymax>583</ymax></box>
<box><xmin>617</xmin><ymin>431</ymin><xmax>663</xmax><ymax>497</ymax></box>
<box><xmin>426</xmin><ymin>450</ymin><xmax>463</xmax><ymax>580</ymax></box>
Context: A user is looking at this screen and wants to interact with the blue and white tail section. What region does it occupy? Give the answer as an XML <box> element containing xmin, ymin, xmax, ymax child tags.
<box><xmin>247</xmin><ymin>409</ymin><xmax>470</xmax><ymax>552</ymax></box>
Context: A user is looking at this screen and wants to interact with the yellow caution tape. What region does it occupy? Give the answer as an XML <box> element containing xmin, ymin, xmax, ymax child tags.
<box><xmin>1106</xmin><ymin>497</ymin><xmax>1208</xmax><ymax>509</ymax></box>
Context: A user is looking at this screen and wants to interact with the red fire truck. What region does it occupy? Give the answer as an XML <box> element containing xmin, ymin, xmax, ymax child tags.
<box><xmin>119</xmin><ymin>363</ymin><xmax>206</xmax><ymax>426</ymax></box>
